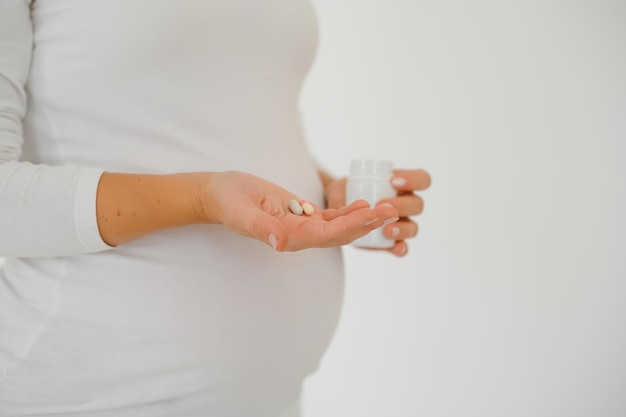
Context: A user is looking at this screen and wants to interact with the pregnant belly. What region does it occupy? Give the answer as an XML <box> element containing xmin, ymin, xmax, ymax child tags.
<box><xmin>0</xmin><ymin>227</ymin><xmax>344</xmax><ymax>415</ymax></box>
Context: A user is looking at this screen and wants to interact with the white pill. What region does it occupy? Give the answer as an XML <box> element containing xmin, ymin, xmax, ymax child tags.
<box><xmin>288</xmin><ymin>199</ymin><xmax>304</xmax><ymax>215</ymax></box>
<box><xmin>302</xmin><ymin>202</ymin><xmax>315</xmax><ymax>215</ymax></box>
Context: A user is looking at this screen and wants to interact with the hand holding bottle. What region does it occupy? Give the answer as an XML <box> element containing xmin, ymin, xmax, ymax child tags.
<box><xmin>323</xmin><ymin>165</ymin><xmax>431</xmax><ymax>257</ymax></box>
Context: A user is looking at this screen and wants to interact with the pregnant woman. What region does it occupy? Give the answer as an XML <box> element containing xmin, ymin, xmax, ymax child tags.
<box><xmin>0</xmin><ymin>1</ymin><xmax>430</xmax><ymax>416</ymax></box>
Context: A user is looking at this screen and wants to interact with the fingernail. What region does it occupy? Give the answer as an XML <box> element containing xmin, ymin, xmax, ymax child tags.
<box><xmin>364</xmin><ymin>218</ymin><xmax>379</xmax><ymax>226</ymax></box>
<box><xmin>382</xmin><ymin>217</ymin><xmax>399</xmax><ymax>226</ymax></box>
<box><xmin>390</xmin><ymin>226</ymin><xmax>400</xmax><ymax>238</ymax></box>
<box><xmin>400</xmin><ymin>244</ymin><xmax>408</xmax><ymax>256</ymax></box>
<box><xmin>391</xmin><ymin>177</ymin><xmax>406</xmax><ymax>187</ymax></box>
<box><xmin>379</xmin><ymin>202</ymin><xmax>395</xmax><ymax>208</ymax></box>
<box><xmin>268</xmin><ymin>233</ymin><xmax>278</xmax><ymax>250</ymax></box>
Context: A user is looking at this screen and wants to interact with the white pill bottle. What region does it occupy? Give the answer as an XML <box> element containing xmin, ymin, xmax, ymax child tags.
<box><xmin>346</xmin><ymin>159</ymin><xmax>396</xmax><ymax>248</ymax></box>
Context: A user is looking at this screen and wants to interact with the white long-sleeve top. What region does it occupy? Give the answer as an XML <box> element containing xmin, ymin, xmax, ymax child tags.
<box><xmin>0</xmin><ymin>1</ymin><xmax>344</xmax><ymax>416</ymax></box>
<box><xmin>0</xmin><ymin>0</ymin><xmax>108</xmax><ymax>257</ymax></box>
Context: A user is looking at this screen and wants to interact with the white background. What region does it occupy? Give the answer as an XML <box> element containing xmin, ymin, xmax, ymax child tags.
<box><xmin>300</xmin><ymin>1</ymin><xmax>626</xmax><ymax>416</ymax></box>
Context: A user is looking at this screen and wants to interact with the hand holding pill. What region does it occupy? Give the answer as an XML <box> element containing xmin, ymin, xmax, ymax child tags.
<box><xmin>201</xmin><ymin>171</ymin><xmax>399</xmax><ymax>252</ymax></box>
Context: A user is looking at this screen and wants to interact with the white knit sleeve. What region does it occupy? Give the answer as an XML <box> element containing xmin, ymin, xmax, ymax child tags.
<box><xmin>0</xmin><ymin>0</ymin><xmax>112</xmax><ymax>257</ymax></box>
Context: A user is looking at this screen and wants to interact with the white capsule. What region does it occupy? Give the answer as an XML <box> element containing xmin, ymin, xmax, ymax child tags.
<box><xmin>288</xmin><ymin>199</ymin><xmax>304</xmax><ymax>215</ymax></box>
<box><xmin>302</xmin><ymin>202</ymin><xmax>315</xmax><ymax>216</ymax></box>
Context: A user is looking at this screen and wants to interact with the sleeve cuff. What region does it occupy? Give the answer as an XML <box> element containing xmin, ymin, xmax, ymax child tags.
<box><xmin>73</xmin><ymin>169</ymin><xmax>115</xmax><ymax>253</ymax></box>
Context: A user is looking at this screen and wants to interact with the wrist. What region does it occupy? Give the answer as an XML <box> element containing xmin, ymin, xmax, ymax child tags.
<box><xmin>188</xmin><ymin>171</ymin><xmax>220</xmax><ymax>225</ymax></box>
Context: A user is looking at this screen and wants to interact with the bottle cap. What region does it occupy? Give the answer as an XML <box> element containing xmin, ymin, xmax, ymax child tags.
<box><xmin>349</xmin><ymin>159</ymin><xmax>393</xmax><ymax>179</ymax></box>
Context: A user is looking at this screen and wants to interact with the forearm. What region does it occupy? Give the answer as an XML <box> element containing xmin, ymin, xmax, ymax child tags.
<box><xmin>96</xmin><ymin>172</ymin><xmax>213</xmax><ymax>246</ymax></box>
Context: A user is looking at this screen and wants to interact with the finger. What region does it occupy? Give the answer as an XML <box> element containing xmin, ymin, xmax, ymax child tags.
<box><xmin>378</xmin><ymin>194</ymin><xmax>424</xmax><ymax>217</ymax></box>
<box><xmin>322</xmin><ymin>199</ymin><xmax>370</xmax><ymax>221</ymax></box>
<box><xmin>364</xmin><ymin>241</ymin><xmax>408</xmax><ymax>256</ymax></box>
<box><xmin>385</xmin><ymin>241</ymin><xmax>409</xmax><ymax>257</ymax></box>
<box><xmin>383</xmin><ymin>219</ymin><xmax>418</xmax><ymax>240</ymax></box>
<box><xmin>297</xmin><ymin>204</ymin><xmax>397</xmax><ymax>249</ymax></box>
<box><xmin>255</xmin><ymin>201</ymin><xmax>399</xmax><ymax>252</ymax></box>
<box><xmin>359</xmin><ymin>239</ymin><xmax>408</xmax><ymax>256</ymax></box>
<box><xmin>259</xmin><ymin>206</ymin><xmax>377</xmax><ymax>251</ymax></box>
<box><xmin>283</xmin><ymin>207</ymin><xmax>378</xmax><ymax>248</ymax></box>
<box><xmin>323</xmin><ymin>206</ymin><xmax>397</xmax><ymax>246</ymax></box>
<box><xmin>378</xmin><ymin>195</ymin><xmax>424</xmax><ymax>217</ymax></box>
<box><xmin>391</xmin><ymin>169</ymin><xmax>431</xmax><ymax>191</ymax></box>
<box><xmin>372</xmin><ymin>203</ymin><xmax>400</xmax><ymax>224</ymax></box>
<box><xmin>247</xmin><ymin>208</ymin><xmax>288</xmax><ymax>250</ymax></box>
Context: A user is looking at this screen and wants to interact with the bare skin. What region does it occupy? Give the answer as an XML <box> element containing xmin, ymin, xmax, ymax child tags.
<box><xmin>320</xmin><ymin>168</ymin><xmax>431</xmax><ymax>257</ymax></box>
<box><xmin>96</xmin><ymin>171</ymin><xmax>399</xmax><ymax>251</ymax></box>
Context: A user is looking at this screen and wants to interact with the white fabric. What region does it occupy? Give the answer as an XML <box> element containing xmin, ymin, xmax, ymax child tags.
<box><xmin>0</xmin><ymin>0</ymin><xmax>110</xmax><ymax>257</ymax></box>
<box><xmin>0</xmin><ymin>1</ymin><xmax>344</xmax><ymax>416</ymax></box>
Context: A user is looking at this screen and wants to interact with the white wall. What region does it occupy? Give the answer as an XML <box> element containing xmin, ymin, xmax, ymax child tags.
<box><xmin>300</xmin><ymin>1</ymin><xmax>626</xmax><ymax>416</ymax></box>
